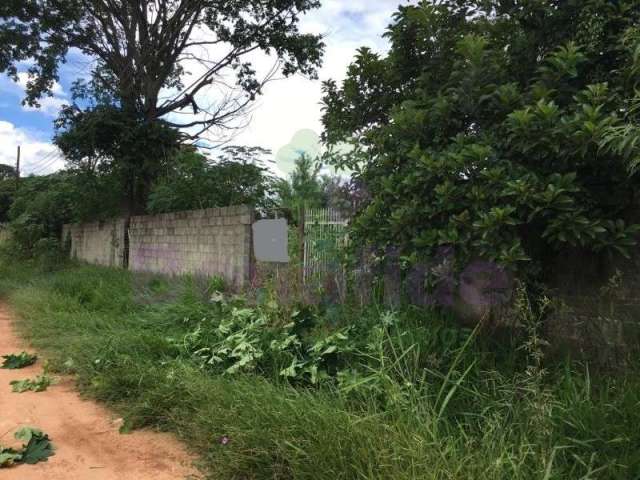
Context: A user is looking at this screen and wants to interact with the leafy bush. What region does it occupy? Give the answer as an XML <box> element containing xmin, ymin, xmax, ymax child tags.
<box><xmin>0</xmin><ymin>169</ymin><xmax>15</xmax><ymax>223</ymax></box>
<box><xmin>6</xmin><ymin>171</ymin><xmax>120</xmax><ymax>258</ymax></box>
<box><xmin>147</xmin><ymin>146</ymin><xmax>277</xmax><ymax>214</ymax></box>
<box><xmin>7</xmin><ymin>175</ymin><xmax>76</xmax><ymax>256</ymax></box>
<box><xmin>164</xmin><ymin>288</ymin><xmax>482</xmax><ymax>415</ymax></box>
<box><xmin>322</xmin><ymin>1</ymin><xmax>640</xmax><ymax>283</ymax></box>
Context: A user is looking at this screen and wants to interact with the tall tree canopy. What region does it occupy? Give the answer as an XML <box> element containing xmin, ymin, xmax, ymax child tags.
<box><xmin>0</xmin><ymin>0</ymin><xmax>323</xmax><ymax>214</ymax></box>
<box><xmin>0</xmin><ymin>0</ymin><xmax>324</xmax><ymax>134</ymax></box>
<box><xmin>322</xmin><ymin>0</ymin><xmax>640</xmax><ymax>284</ymax></box>
<box><xmin>53</xmin><ymin>103</ymin><xmax>181</xmax><ymax>213</ymax></box>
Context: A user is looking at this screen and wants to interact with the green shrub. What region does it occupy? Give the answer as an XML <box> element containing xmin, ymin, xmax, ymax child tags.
<box><xmin>322</xmin><ymin>1</ymin><xmax>640</xmax><ymax>282</ymax></box>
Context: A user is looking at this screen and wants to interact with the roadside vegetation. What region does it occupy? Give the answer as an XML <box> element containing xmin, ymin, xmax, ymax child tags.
<box><xmin>2</xmin><ymin>1</ymin><xmax>640</xmax><ymax>479</ymax></box>
<box><xmin>1</xmin><ymin>259</ymin><xmax>639</xmax><ymax>479</ymax></box>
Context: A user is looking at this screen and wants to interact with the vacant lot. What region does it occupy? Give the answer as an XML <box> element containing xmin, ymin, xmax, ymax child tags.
<box><xmin>1</xmin><ymin>261</ymin><xmax>639</xmax><ymax>479</ymax></box>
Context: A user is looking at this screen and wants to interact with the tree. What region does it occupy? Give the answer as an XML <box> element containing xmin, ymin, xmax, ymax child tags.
<box><xmin>274</xmin><ymin>153</ymin><xmax>326</xmax><ymax>219</ymax></box>
<box><xmin>319</xmin><ymin>175</ymin><xmax>367</xmax><ymax>218</ymax></box>
<box><xmin>147</xmin><ymin>145</ymin><xmax>277</xmax><ymax>213</ymax></box>
<box><xmin>0</xmin><ymin>0</ymin><xmax>324</xmax><ymax>214</ymax></box>
<box><xmin>322</xmin><ymin>0</ymin><xmax>640</xmax><ymax>285</ymax></box>
<box><xmin>0</xmin><ymin>1</ymin><xmax>323</xmax><ymax>134</ymax></box>
<box><xmin>54</xmin><ymin>103</ymin><xmax>181</xmax><ymax>213</ymax></box>
<box><xmin>0</xmin><ymin>164</ymin><xmax>17</xmax><ymax>223</ymax></box>
<box><xmin>0</xmin><ymin>183</ymin><xmax>14</xmax><ymax>224</ymax></box>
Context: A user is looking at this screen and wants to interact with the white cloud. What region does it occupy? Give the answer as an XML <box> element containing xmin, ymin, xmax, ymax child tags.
<box><xmin>214</xmin><ymin>1</ymin><xmax>411</xmax><ymax>161</ymax></box>
<box><xmin>0</xmin><ymin>121</ymin><xmax>64</xmax><ymax>175</ymax></box>
<box><xmin>274</xmin><ymin>129</ymin><xmax>323</xmax><ymax>176</ymax></box>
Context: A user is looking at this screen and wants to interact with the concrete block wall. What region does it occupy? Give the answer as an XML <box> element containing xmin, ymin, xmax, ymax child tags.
<box><xmin>128</xmin><ymin>205</ymin><xmax>254</xmax><ymax>288</ymax></box>
<box><xmin>0</xmin><ymin>225</ymin><xmax>10</xmax><ymax>244</ymax></box>
<box><xmin>62</xmin><ymin>219</ymin><xmax>126</xmax><ymax>268</ymax></box>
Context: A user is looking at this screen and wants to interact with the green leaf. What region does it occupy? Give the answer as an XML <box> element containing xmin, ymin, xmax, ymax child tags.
<box><xmin>14</xmin><ymin>427</ymin><xmax>43</xmax><ymax>444</ymax></box>
<box><xmin>1</xmin><ymin>352</ymin><xmax>37</xmax><ymax>369</ymax></box>
<box><xmin>0</xmin><ymin>447</ymin><xmax>21</xmax><ymax>468</ymax></box>
<box><xmin>10</xmin><ymin>375</ymin><xmax>53</xmax><ymax>393</ymax></box>
<box><xmin>14</xmin><ymin>428</ymin><xmax>54</xmax><ymax>465</ymax></box>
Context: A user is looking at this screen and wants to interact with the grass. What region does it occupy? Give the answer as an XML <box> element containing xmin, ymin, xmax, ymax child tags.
<box><xmin>0</xmin><ymin>258</ymin><xmax>639</xmax><ymax>479</ymax></box>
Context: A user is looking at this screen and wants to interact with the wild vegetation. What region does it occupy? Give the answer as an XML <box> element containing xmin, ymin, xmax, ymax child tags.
<box><xmin>0</xmin><ymin>260</ymin><xmax>639</xmax><ymax>478</ymax></box>
<box><xmin>2</xmin><ymin>1</ymin><xmax>640</xmax><ymax>479</ymax></box>
<box><xmin>0</xmin><ymin>146</ymin><xmax>343</xmax><ymax>258</ymax></box>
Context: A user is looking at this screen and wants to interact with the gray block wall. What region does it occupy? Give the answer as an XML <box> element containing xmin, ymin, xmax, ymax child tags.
<box><xmin>129</xmin><ymin>205</ymin><xmax>253</xmax><ymax>287</ymax></box>
<box><xmin>62</xmin><ymin>205</ymin><xmax>254</xmax><ymax>288</ymax></box>
<box><xmin>62</xmin><ymin>219</ymin><xmax>126</xmax><ymax>268</ymax></box>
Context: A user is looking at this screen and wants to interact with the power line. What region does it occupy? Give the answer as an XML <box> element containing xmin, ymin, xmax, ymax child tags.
<box><xmin>29</xmin><ymin>154</ymin><xmax>65</xmax><ymax>176</ymax></box>
<box><xmin>25</xmin><ymin>150</ymin><xmax>59</xmax><ymax>171</ymax></box>
<box><xmin>34</xmin><ymin>158</ymin><xmax>64</xmax><ymax>175</ymax></box>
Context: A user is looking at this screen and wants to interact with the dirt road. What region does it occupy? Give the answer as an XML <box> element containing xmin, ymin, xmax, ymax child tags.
<box><xmin>0</xmin><ymin>304</ymin><xmax>201</xmax><ymax>480</ymax></box>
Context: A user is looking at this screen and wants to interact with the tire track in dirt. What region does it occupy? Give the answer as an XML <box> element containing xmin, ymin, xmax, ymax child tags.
<box><xmin>0</xmin><ymin>303</ymin><xmax>202</xmax><ymax>480</ymax></box>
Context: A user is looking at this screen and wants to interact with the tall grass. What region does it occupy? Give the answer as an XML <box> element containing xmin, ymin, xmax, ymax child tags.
<box><xmin>0</xmin><ymin>260</ymin><xmax>639</xmax><ymax>479</ymax></box>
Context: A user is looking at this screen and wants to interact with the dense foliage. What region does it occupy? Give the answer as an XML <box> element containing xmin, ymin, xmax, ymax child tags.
<box><xmin>147</xmin><ymin>146</ymin><xmax>277</xmax><ymax>213</ymax></box>
<box><xmin>7</xmin><ymin>174</ymin><xmax>81</xmax><ymax>255</ymax></box>
<box><xmin>322</xmin><ymin>0</ymin><xmax>640</xmax><ymax>282</ymax></box>
<box><xmin>5</xmin><ymin>171</ymin><xmax>121</xmax><ymax>256</ymax></box>
<box><xmin>0</xmin><ymin>164</ymin><xmax>15</xmax><ymax>180</ymax></box>
<box><xmin>273</xmin><ymin>154</ymin><xmax>358</xmax><ymax>222</ymax></box>
<box><xmin>2</xmin><ymin>148</ymin><xmax>353</xmax><ymax>257</ymax></box>
<box><xmin>0</xmin><ymin>170</ymin><xmax>16</xmax><ymax>223</ymax></box>
<box><xmin>55</xmin><ymin>103</ymin><xmax>180</xmax><ymax>214</ymax></box>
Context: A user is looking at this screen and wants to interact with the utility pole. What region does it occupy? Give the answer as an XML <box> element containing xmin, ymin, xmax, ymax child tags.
<box><xmin>15</xmin><ymin>145</ymin><xmax>20</xmax><ymax>189</ymax></box>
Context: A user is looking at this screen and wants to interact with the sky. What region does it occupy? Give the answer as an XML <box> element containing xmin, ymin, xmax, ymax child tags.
<box><xmin>0</xmin><ymin>1</ymin><xmax>409</xmax><ymax>177</ymax></box>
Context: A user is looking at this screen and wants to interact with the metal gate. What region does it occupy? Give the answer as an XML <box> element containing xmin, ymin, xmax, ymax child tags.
<box><xmin>302</xmin><ymin>207</ymin><xmax>348</xmax><ymax>298</ymax></box>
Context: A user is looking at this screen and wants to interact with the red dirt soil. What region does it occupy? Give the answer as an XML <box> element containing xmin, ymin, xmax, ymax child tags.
<box><xmin>0</xmin><ymin>304</ymin><xmax>202</xmax><ymax>480</ymax></box>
